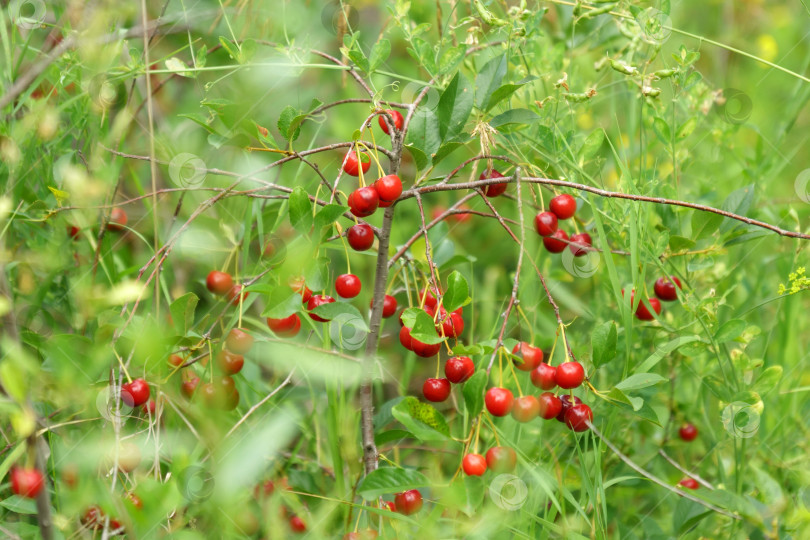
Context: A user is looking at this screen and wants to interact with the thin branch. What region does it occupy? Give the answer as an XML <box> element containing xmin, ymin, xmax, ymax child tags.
<box><xmin>226</xmin><ymin>371</ymin><xmax>295</xmax><ymax>437</ymax></box>
<box><xmin>658</xmin><ymin>449</ymin><xmax>716</xmax><ymax>490</ymax></box>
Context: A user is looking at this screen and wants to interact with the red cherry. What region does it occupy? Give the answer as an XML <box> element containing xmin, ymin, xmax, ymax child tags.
<box><xmin>126</xmin><ymin>491</ymin><xmax>143</xmax><ymax>510</ymax></box>
<box><xmin>141</xmin><ymin>399</ymin><xmax>156</xmax><ymax>415</ymax></box>
<box><xmin>378</xmin><ymin>109</ymin><xmax>404</xmax><ymax>134</ymax></box>
<box><xmin>418</xmin><ymin>287</ymin><xmax>439</xmax><ymax>310</ymax></box>
<box><xmin>289</xmin><ymin>515</ymin><xmax>307</xmax><ymax>532</ymax></box>
<box><xmin>636</xmin><ymin>297</ymin><xmax>662</xmax><ymax>321</ymax></box>
<box><xmin>485</xmin><ymin>447</ymin><xmax>517</xmax><ymax>473</ymax></box>
<box><xmin>169</xmin><ymin>354</ymin><xmax>184</xmax><ymax>367</ymax></box>
<box><xmin>438</xmin><ymin>311</ymin><xmax>464</xmax><ymax>338</ymax></box>
<box><xmin>564</xmin><ymin>403</ymin><xmax>593</xmax><ymax>432</ymax></box>
<box><xmin>485</xmin><ymin>387</ymin><xmax>514</xmax><ymax>417</ymax></box>
<box><xmin>462</xmin><ymin>453</ymin><xmax>488</xmax><ymax>476</ymax></box>
<box><xmin>654</xmin><ymin>276</ymin><xmax>682</xmax><ymax>301</ymax></box>
<box><xmin>679</xmin><ymin>423</ymin><xmax>698</xmax><ymax>442</ymax></box>
<box><xmin>253</xmin><ymin>480</ymin><xmax>275</xmax><ymax>499</ymax></box>
<box><xmin>384</xmin><ymin>501</ymin><xmax>396</xmax><ymax>512</ymax></box>
<box><xmin>289</xmin><ymin>277</ymin><xmax>313</xmax><ymax>303</ymax></box>
<box><xmin>206</xmin><ymin>270</ymin><xmax>233</xmax><ymax>295</ymax></box>
<box><xmin>422</xmin><ymin>378</ymin><xmax>451</xmax><ymax>402</ymax></box>
<box><xmin>380</xmin><ymin>295</ymin><xmax>398</xmax><ymax>318</ymax></box>
<box><xmin>348</xmin><ymin>186</ymin><xmax>380</xmax><ymax>217</ymax></box>
<box><xmin>374</xmin><ymin>174</ymin><xmax>403</xmax><ymax>202</ymax></box>
<box><xmin>226</xmin><ymin>328</ymin><xmax>253</xmax><ymax>354</ymax></box>
<box><xmin>534</xmin><ymin>211</ymin><xmax>558</xmax><ymax>237</ymax></box>
<box><xmin>226</xmin><ymin>284</ymin><xmax>249</xmax><ymax>306</ymax></box>
<box><xmin>68</xmin><ymin>225</ymin><xmax>81</xmax><ymax>239</ymax></box>
<box><xmin>569</xmin><ymin>232</ymin><xmax>593</xmax><ymax>257</ymax></box>
<box><xmin>555</xmin><ymin>394</ymin><xmax>582</xmax><ymax>422</ymax></box>
<box><xmin>445</xmin><ymin>356</ymin><xmax>475</xmax><ymax>383</ymax></box>
<box><xmin>378</xmin><ymin>198</ymin><xmax>393</xmax><ymax>208</ymax></box>
<box><xmin>538</xmin><ymin>392</ymin><xmax>563</xmax><ymax>419</ymax></box>
<box><xmin>511</xmin><ymin>342</ymin><xmax>544</xmax><ymax>371</ymax></box>
<box><xmin>10</xmin><ymin>467</ymin><xmax>44</xmax><ymax>498</ymax></box>
<box><xmin>218</xmin><ymin>350</ymin><xmax>244</xmax><ymax>375</ymax></box>
<box><xmin>555</xmin><ymin>361</ymin><xmax>585</xmax><ymax>389</ymax></box>
<box><xmin>347</xmin><ymin>223</ymin><xmax>375</xmax><ymax>251</ymax></box>
<box><xmin>122</xmin><ymin>378</ymin><xmax>150</xmax><ymax>407</ymax></box>
<box><xmin>267</xmin><ymin>313</ymin><xmax>302</xmax><ymax>337</ymax></box>
<box><xmin>107</xmin><ymin>207</ymin><xmax>128</xmax><ymax>231</ymax></box>
<box><xmin>549</xmin><ymin>194</ymin><xmax>576</xmax><ymax>219</ymax></box>
<box><xmin>399</xmin><ymin>326</ymin><xmax>413</xmax><ymax>351</ymax></box>
<box><xmin>679</xmin><ymin>478</ymin><xmax>699</xmax><ymax>490</ymax></box>
<box><xmin>411</xmin><ymin>337</ymin><xmax>441</xmax><ymax>358</ymax></box>
<box><xmin>307</xmin><ymin>294</ymin><xmax>336</xmax><ymax>322</ymax></box>
<box><xmin>181</xmin><ymin>376</ymin><xmax>199</xmax><ymax>399</ymax></box>
<box><xmin>530</xmin><ymin>363</ymin><xmax>557</xmax><ymax>390</ymax></box>
<box><xmin>511</xmin><ymin>395</ymin><xmax>540</xmax><ymax>422</ymax></box>
<box><xmin>343</xmin><ymin>151</ymin><xmax>371</xmax><ymax>176</ymax></box>
<box><xmin>480</xmin><ymin>169</ymin><xmax>508</xmax><ymax>197</ymax></box>
<box><xmin>82</xmin><ymin>505</ymin><xmax>105</xmax><ymax>529</ymax></box>
<box><xmin>335</xmin><ymin>274</ymin><xmax>362</xmax><ymax>298</ymax></box>
<box><xmin>543</xmin><ymin>229</ymin><xmax>569</xmax><ymax>253</ymax></box>
<box><xmin>394</xmin><ymin>489</ymin><xmax>423</xmax><ymax>515</ymax></box>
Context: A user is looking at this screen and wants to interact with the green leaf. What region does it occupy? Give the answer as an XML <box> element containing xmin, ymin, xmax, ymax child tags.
<box><xmin>218</xmin><ymin>36</ymin><xmax>240</xmax><ymax>61</ymax></box>
<box><xmin>432</xmin><ymin>141</ymin><xmax>467</xmax><ymax>166</ymax></box>
<box><xmin>401</xmin><ymin>308</ymin><xmax>445</xmax><ymax>345</ymax></box>
<box><xmin>369</xmin><ymin>39</ymin><xmax>391</xmax><ymax>71</ymax></box>
<box><xmin>462</xmin><ymin>370</ymin><xmax>487</xmax><ymax>417</ymax></box>
<box><xmin>288</xmin><ymin>187</ymin><xmax>313</xmax><ymax>233</ymax></box>
<box><xmin>486</xmin><ymin>83</ymin><xmax>525</xmax><ymax>111</ymax></box>
<box><xmin>391</xmin><ymin>397</ymin><xmax>451</xmax><ymax>441</ymax></box>
<box><xmin>444</xmin><ymin>271</ymin><xmax>471</xmax><ymax>313</ymax></box>
<box><xmin>652</xmin><ymin>117</ymin><xmax>671</xmax><ymax>144</ymax></box>
<box><xmin>178</xmin><ymin>113</ymin><xmax>219</xmax><ymax>135</ymax></box>
<box><xmin>668</xmin><ymin>235</ymin><xmax>695</xmax><ymax>252</ymax></box>
<box><xmin>451</xmin><ymin>344</ymin><xmax>483</xmax><ymax>356</ymax></box>
<box><xmin>239</xmin><ymin>38</ymin><xmax>257</xmax><ymax>63</ymax></box>
<box><xmin>406</xmin><ymin>109</ymin><xmax>442</xmax><ymax>156</ymax></box>
<box><xmin>437</xmin><ymin>72</ymin><xmax>474</xmax><ymax>142</ymax></box>
<box><xmin>165</xmin><ymin>57</ymin><xmax>192</xmax><ymax>77</ymax></box>
<box><xmin>170</xmin><ymin>292</ymin><xmax>198</xmax><ymax>335</ymax></box>
<box><xmin>579</xmin><ymin>129</ymin><xmax>605</xmax><ymax>160</ymax></box>
<box><xmin>673</xmin><ymin>497</ymin><xmax>711</xmax><ymax>535</ymax></box>
<box><xmin>310</xmin><ymin>302</ymin><xmax>369</xmax><ymax>331</ymax></box>
<box><xmin>635</xmin><ymin>336</ymin><xmax>702</xmax><ymax>373</ymax></box>
<box><xmin>615</xmin><ymin>373</ymin><xmax>667</xmax><ymax>392</ymax></box>
<box><xmin>357</xmin><ymin>467</ymin><xmax>430</xmax><ymax>500</ymax></box>
<box><xmin>703</xmin><ymin>376</ymin><xmax>731</xmax><ymax>401</ymax></box>
<box><xmin>489</xmin><ymin>108</ymin><xmax>539</xmax><ymax>128</ymax></box>
<box><xmin>374</xmin><ymin>429</ymin><xmax>411</xmax><ymax>445</ymax></box>
<box><xmin>437</xmin><ymin>45</ymin><xmax>466</xmax><ymax>74</ymax></box>
<box><xmin>591</xmin><ymin>321</ymin><xmax>617</xmax><ymax>368</ymax></box>
<box><xmin>278</xmin><ymin>105</ymin><xmax>303</xmax><ymax>142</ymax></box>
<box><xmin>313</xmin><ymin>204</ymin><xmax>346</xmax><ymax>230</ymax></box>
<box><xmin>405</xmin><ymin>144</ymin><xmax>429</xmax><ymax>170</ymax></box>
<box><xmin>691</xmin><ymin>210</ymin><xmax>723</xmax><ymax>240</ymax></box>
<box><xmin>261</xmin><ymin>287</ymin><xmax>302</xmax><ymax>319</ymax></box>
<box><xmin>604</xmin><ymin>392</ymin><xmax>662</xmax><ymax>425</ymax></box>
<box><xmin>720</xmin><ymin>184</ymin><xmax>755</xmax><ymax>233</ymax></box>
<box><xmin>347</xmin><ymin>48</ymin><xmax>370</xmax><ymax>73</ymax></box>
<box><xmin>475</xmin><ymin>55</ymin><xmax>507</xmax><ymax>109</ymax></box>
<box><xmin>304</xmin><ymin>256</ymin><xmax>330</xmax><ymax>291</ymax></box>
<box><xmin>0</xmin><ymin>496</ymin><xmax>37</xmax><ymax>514</ymax></box>
<box><xmin>676</xmin><ymin>117</ymin><xmax>697</xmax><ymax>139</ymax></box>
<box><xmin>607</xmin><ymin>387</ymin><xmax>643</xmax><ymax>411</ymax></box>
<box><xmin>755</xmin><ymin>365</ymin><xmax>782</xmax><ymax>395</ymax></box>
<box><xmin>714</xmin><ymin>320</ymin><xmax>746</xmax><ymax>342</ymax></box>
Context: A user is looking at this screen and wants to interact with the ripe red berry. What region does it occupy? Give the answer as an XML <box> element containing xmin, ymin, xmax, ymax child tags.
<box><xmin>141</xmin><ymin>399</ymin><xmax>156</xmax><ymax>415</ymax></box>
<box><xmin>418</xmin><ymin>287</ymin><xmax>440</xmax><ymax>310</ymax></box>
<box><xmin>543</xmin><ymin>229</ymin><xmax>569</xmax><ymax>253</ymax></box>
<box><xmin>534</xmin><ymin>211</ymin><xmax>558</xmax><ymax>237</ymax></box>
<box><xmin>81</xmin><ymin>505</ymin><xmax>105</xmax><ymax>529</ymax></box>
<box><xmin>555</xmin><ymin>361</ymin><xmax>585</xmax><ymax>389</ymax></box>
<box><xmin>126</xmin><ymin>491</ymin><xmax>143</xmax><ymax>510</ymax></box>
<box><xmin>679</xmin><ymin>478</ymin><xmax>699</xmax><ymax>490</ymax></box>
<box><xmin>394</xmin><ymin>489</ymin><xmax>423</xmax><ymax>515</ymax></box>
<box><xmin>289</xmin><ymin>515</ymin><xmax>307</xmax><ymax>532</ymax></box>
<box><xmin>289</xmin><ymin>277</ymin><xmax>313</xmax><ymax>303</ymax></box>
<box><xmin>169</xmin><ymin>354</ymin><xmax>184</xmax><ymax>367</ymax></box>
<box><xmin>549</xmin><ymin>194</ymin><xmax>576</xmax><ymax>219</ymax></box>
<box><xmin>564</xmin><ymin>403</ymin><xmax>593</xmax><ymax>432</ymax></box>
<box><xmin>307</xmin><ymin>294</ymin><xmax>336</xmax><ymax>322</ymax></box>
<box><xmin>556</xmin><ymin>394</ymin><xmax>582</xmax><ymax>422</ymax></box>
<box><xmin>374</xmin><ymin>174</ymin><xmax>403</xmax><ymax>202</ymax></box>
<box><xmin>226</xmin><ymin>284</ymin><xmax>249</xmax><ymax>306</ymax></box>
<box><xmin>530</xmin><ymin>363</ymin><xmax>557</xmax><ymax>390</ymax></box>
<box><xmin>107</xmin><ymin>207</ymin><xmax>128</xmax><ymax>231</ymax></box>
<box><xmin>68</xmin><ymin>225</ymin><xmax>81</xmax><ymax>239</ymax></box>
<box><xmin>654</xmin><ymin>276</ymin><xmax>682</xmax><ymax>301</ymax></box>
<box><xmin>348</xmin><ymin>186</ymin><xmax>380</xmax><ymax>217</ymax></box>
<box><xmin>485</xmin><ymin>387</ymin><xmax>514</xmax><ymax>417</ymax></box>
<box><xmin>226</xmin><ymin>328</ymin><xmax>254</xmax><ymax>354</ymax></box>
<box><xmin>10</xmin><ymin>467</ymin><xmax>44</xmax><ymax>498</ymax></box>
<box><xmin>380</xmin><ymin>295</ymin><xmax>398</xmax><ymax>318</ymax></box>
<box><xmin>267</xmin><ymin>313</ymin><xmax>302</xmax><ymax>337</ymax></box>
<box><xmin>343</xmin><ymin>151</ymin><xmax>371</xmax><ymax>176</ymax></box>
<box><xmin>445</xmin><ymin>356</ymin><xmax>475</xmax><ymax>383</ymax></box>
<box><xmin>462</xmin><ymin>453</ymin><xmax>487</xmax><ymax>476</ymax></box>
<box><xmin>335</xmin><ymin>274</ymin><xmax>362</xmax><ymax>298</ymax></box>
<box><xmin>679</xmin><ymin>423</ymin><xmax>698</xmax><ymax>442</ymax></box>
<box><xmin>378</xmin><ymin>109</ymin><xmax>404</xmax><ymax>134</ymax></box>
<box><xmin>438</xmin><ymin>310</ymin><xmax>464</xmax><ymax>338</ymax></box>
<box><xmin>384</xmin><ymin>501</ymin><xmax>396</xmax><ymax>512</ymax></box>
<box><xmin>636</xmin><ymin>297</ymin><xmax>662</xmax><ymax>321</ymax></box>
<box><xmin>480</xmin><ymin>169</ymin><xmax>508</xmax><ymax>197</ymax></box>
<box><xmin>347</xmin><ymin>223</ymin><xmax>375</xmax><ymax>251</ymax></box>
<box><xmin>206</xmin><ymin>270</ymin><xmax>233</xmax><ymax>295</ymax></box>
<box><xmin>422</xmin><ymin>378</ymin><xmax>451</xmax><ymax>402</ymax></box>
<box><xmin>122</xmin><ymin>378</ymin><xmax>150</xmax><ymax>407</ymax></box>
<box><xmin>569</xmin><ymin>232</ymin><xmax>593</xmax><ymax>257</ymax></box>
<box><xmin>181</xmin><ymin>375</ymin><xmax>199</xmax><ymax>399</ymax></box>
<box><xmin>485</xmin><ymin>446</ymin><xmax>517</xmax><ymax>473</ymax></box>
<box><xmin>399</xmin><ymin>326</ymin><xmax>413</xmax><ymax>350</ymax></box>
<box><xmin>511</xmin><ymin>342</ymin><xmax>544</xmax><ymax>371</ymax></box>
<box><xmin>538</xmin><ymin>392</ymin><xmax>563</xmax><ymax>419</ymax></box>
<box><xmin>411</xmin><ymin>337</ymin><xmax>442</xmax><ymax>358</ymax></box>
<box><xmin>218</xmin><ymin>350</ymin><xmax>244</xmax><ymax>375</ymax></box>
<box><xmin>511</xmin><ymin>395</ymin><xmax>540</xmax><ymax>422</ymax></box>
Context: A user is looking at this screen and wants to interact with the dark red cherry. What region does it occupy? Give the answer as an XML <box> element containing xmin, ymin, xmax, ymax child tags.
<box><xmin>555</xmin><ymin>394</ymin><xmax>582</xmax><ymax>422</ymax></box>
<box><xmin>438</xmin><ymin>311</ymin><xmax>464</xmax><ymax>338</ymax></box>
<box><xmin>480</xmin><ymin>169</ymin><xmax>508</xmax><ymax>197</ymax></box>
<box><xmin>422</xmin><ymin>378</ymin><xmax>451</xmax><ymax>402</ymax></box>
<box><xmin>679</xmin><ymin>423</ymin><xmax>698</xmax><ymax>442</ymax></box>
<box><xmin>307</xmin><ymin>295</ymin><xmax>336</xmax><ymax>322</ymax></box>
<box><xmin>348</xmin><ymin>187</ymin><xmax>379</xmax><ymax>217</ymax></box>
<box><xmin>206</xmin><ymin>270</ymin><xmax>233</xmax><ymax>295</ymax></box>
<box><xmin>394</xmin><ymin>489</ymin><xmax>423</xmax><ymax>515</ymax></box>
<box><xmin>399</xmin><ymin>326</ymin><xmax>413</xmax><ymax>351</ymax></box>
<box><xmin>538</xmin><ymin>392</ymin><xmax>563</xmax><ymax>419</ymax></box>
<box><xmin>534</xmin><ymin>211</ymin><xmax>558</xmax><ymax>237</ymax></box>
<box><xmin>381</xmin><ymin>295</ymin><xmax>398</xmax><ymax>318</ymax></box>
<box><xmin>654</xmin><ymin>276</ymin><xmax>682</xmax><ymax>301</ymax></box>
<box><xmin>343</xmin><ymin>151</ymin><xmax>371</xmax><ymax>176</ymax></box>
<box><xmin>267</xmin><ymin>313</ymin><xmax>302</xmax><ymax>337</ymax></box>
<box><xmin>121</xmin><ymin>378</ymin><xmax>150</xmax><ymax>407</ymax></box>
<box><xmin>378</xmin><ymin>109</ymin><xmax>404</xmax><ymax>134</ymax></box>
<box><xmin>543</xmin><ymin>229</ymin><xmax>569</xmax><ymax>253</ymax></box>
<box><xmin>530</xmin><ymin>363</ymin><xmax>557</xmax><ymax>390</ymax></box>
<box><xmin>445</xmin><ymin>356</ymin><xmax>475</xmax><ymax>383</ymax></box>
<box><xmin>511</xmin><ymin>342</ymin><xmax>544</xmax><ymax>371</ymax></box>
<box><xmin>549</xmin><ymin>194</ymin><xmax>576</xmax><ymax>219</ymax></box>
<box><xmin>565</xmin><ymin>403</ymin><xmax>593</xmax><ymax>432</ymax></box>
<box><xmin>335</xmin><ymin>274</ymin><xmax>362</xmax><ymax>298</ymax></box>
<box><xmin>485</xmin><ymin>387</ymin><xmax>514</xmax><ymax>417</ymax></box>
<box><xmin>679</xmin><ymin>478</ymin><xmax>699</xmax><ymax>490</ymax></box>
<box><xmin>569</xmin><ymin>232</ymin><xmax>592</xmax><ymax>256</ymax></box>
<box><xmin>347</xmin><ymin>223</ymin><xmax>375</xmax><ymax>251</ymax></box>
<box><xmin>411</xmin><ymin>337</ymin><xmax>442</xmax><ymax>358</ymax></box>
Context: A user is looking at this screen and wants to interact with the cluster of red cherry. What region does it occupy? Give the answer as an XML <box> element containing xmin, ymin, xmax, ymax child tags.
<box><xmin>534</xmin><ymin>193</ymin><xmax>592</xmax><ymax>255</ymax></box>
<box><xmin>398</xmin><ymin>287</ymin><xmax>464</xmax><ymax>361</ymax></box>
<box><xmin>623</xmin><ymin>275</ymin><xmax>683</xmax><ymax>321</ymax></box>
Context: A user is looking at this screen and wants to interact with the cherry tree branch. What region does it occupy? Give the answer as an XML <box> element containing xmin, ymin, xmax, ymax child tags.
<box><xmin>657</xmin><ymin>449</ymin><xmax>715</xmax><ymax>490</ymax></box>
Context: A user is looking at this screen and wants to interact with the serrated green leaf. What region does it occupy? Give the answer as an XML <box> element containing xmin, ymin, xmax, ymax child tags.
<box><xmin>278</xmin><ymin>105</ymin><xmax>303</xmax><ymax>142</ymax></box>
<box><xmin>391</xmin><ymin>397</ymin><xmax>450</xmax><ymax>441</ymax></box>
<box><xmin>462</xmin><ymin>370</ymin><xmax>487</xmax><ymax>417</ymax></box>
<box><xmin>357</xmin><ymin>467</ymin><xmax>430</xmax><ymax>500</ymax></box>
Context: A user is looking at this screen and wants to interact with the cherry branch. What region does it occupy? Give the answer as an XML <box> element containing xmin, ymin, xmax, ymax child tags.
<box><xmin>657</xmin><ymin>449</ymin><xmax>715</xmax><ymax>490</ymax></box>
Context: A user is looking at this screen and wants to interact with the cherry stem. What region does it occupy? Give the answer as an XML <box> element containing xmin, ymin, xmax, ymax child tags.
<box><xmin>508</xmin><ymin>358</ymin><xmax>523</xmax><ymax>397</ymax></box>
<box><xmin>484</xmin><ymin>412</ymin><xmax>501</xmax><ymax>446</ymax></box>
